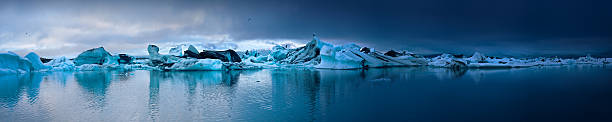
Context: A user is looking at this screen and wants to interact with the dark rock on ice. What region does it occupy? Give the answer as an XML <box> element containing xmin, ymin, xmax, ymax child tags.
<box><xmin>40</xmin><ymin>57</ymin><xmax>53</xmax><ymax>63</ymax></box>
<box><xmin>117</xmin><ymin>54</ymin><xmax>132</xmax><ymax>64</ymax></box>
<box><xmin>360</xmin><ymin>47</ymin><xmax>371</xmax><ymax>53</ymax></box>
<box><xmin>452</xmin><ymin>54</ymin><xmax>464</xmax><ymax>58</ymax></box>
<box><xmin>198</xmin><ymin>49</ymin><xmax>242</xmax><ymax>62</ymax></box>
<box><xmin>384</xmin><ymin>50</ymin><xmax>401</xmax><ymax>57</ymax></box>
<box><xmin>184</xmin><ymin>50</ymin><xmax>200</xmax><ymax>59</ymax></box>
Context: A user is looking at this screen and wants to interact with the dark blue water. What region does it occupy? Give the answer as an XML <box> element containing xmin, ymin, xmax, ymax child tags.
<box><xmin>1</xmin><ymin>65</ymin><xmax>612</xmax><ymax>121</ymax></box>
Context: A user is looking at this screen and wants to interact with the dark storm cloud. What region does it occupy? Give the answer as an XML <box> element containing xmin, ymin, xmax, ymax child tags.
<box><xmin>214</xmin><ymin>0</ymin><xmax>612</xmax><ymax>56</ymax></box>
<box><xmin>1</xmin><ymin>0</ymin><xmax>611</xmax><ymax>57</ymax></box>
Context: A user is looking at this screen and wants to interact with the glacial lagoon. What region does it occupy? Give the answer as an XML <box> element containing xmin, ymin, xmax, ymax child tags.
<box><xmin>1</xmin><ymin>65</ymin><xmax>611</xmax><ymax>121</ymax></box>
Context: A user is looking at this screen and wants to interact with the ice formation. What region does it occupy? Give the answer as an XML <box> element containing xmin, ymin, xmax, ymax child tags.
<box><xmin>197</xmin><ymin>50</ymin><xmax>242</xmax><ymax>62</ymax></box>
<box><xmin>2</xmin><ymin>34</ymin><xmax>611</xmax><ymax>74</ymax></box>
<box><xmin>270</xmin><ymin>45</ymin><xmax>289</xmax><ymax>61</ymax></box>
<box><xmin>166</xmin><ymin>59</ymin><xmax>223</xmax><ymax>71</ymax></box>
<box><xmin>25</xmin><ymin>52</ymin><xmax>51</xmax><ymax>70</ymax></box>
<box><xmin>74</xmin><ymin>47</ymin><xmax>113</xmax><ymax>66</ymax></box>
<box><xmin>0</xmin><ymin>52</ymin><xmax>33</xmax><ymax>74</ymax></box>
<box><xmin>44</xmin><ymin>56</ymin><xmax>75</xmax><ymax>71</ymax></box>
<box><xmin>315</xmin><ymin>43</ymin><xmax>428</xmax><ymax>69</ymax></box>
<box><xmin>148</xmin><ymin>45</ymin><xmax>180</xmax><ymax>66</ymax></box>
<box><xmin>428</xmin><ymin>54</ymin><xmax>468</xmax><ymax>68</ymax></box>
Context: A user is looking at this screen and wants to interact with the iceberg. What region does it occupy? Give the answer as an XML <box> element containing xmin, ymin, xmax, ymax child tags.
<box><xmin>456</xmin><ymin>52</ymin><xmax>536</xmax><ymax>68</ymax></box>
<box><xmin>166</xmin><ymin>58</ymin><xmax>223</xmax><ymax>71</ymax></box>
<box><xmin>169</xmin><ymin>46</ymin><xmax>183</xmax><ymax>56</ymax></box>
<box><xmin>316</xmin><ymin>43</ymin><xmax>428</xmax><ymax>69</ymax></box>
<box><xmin>187</xmin><ymin>45</ymin><xmax>199</xmax><ymax>55</ymax></box>
<box><xmin>6</xmin><ymin>34</ymin><xmax>611</xmax><ymax>72</ymax></box>
<box><xmin>25</xmin><ymin>52</ymin><xmax>51</xmax><ymax>70</ymax></box>
<box><xmin>428</xmin><ymin>54</ymin><xmax>467</xmax><ymax>68</ymax></box>
<box><xmin>147</xmin><ymin>44</ymin><xmax>264</xmax><ymax>71</ymax></box>
<box><xmin>231</xmin><ymin>34</ymin><xmax>429</xmax><ymax>69</ymax></box>
<box><xmin>0</xmin><ymin>52</ymin><xmax>33</xmax><ymax>74</ymax></box>
<box><xmin>148</xmin><ymin>45</ymin><xmax>180</xmax><ymax>66</ymax></box>
<box><xmin>182</xmin><ymin>45</ymin><xmax>201</xmax><ymax>58</ymax></box>
<box><xmin>270</xmin><ymin>45</ymin><xmax>289</xmax><ymax>61</ymax></box>
<box><xmin>117</xmin><ymin>54</ymin><xmax>133</xmax><ymax>64</ymax></box>
<box><xmin>575</xmin><ymin>55</ymin><xmax>608</xmax><ymax>64</ymax></box>
<box><xmin>279</xmin><ymin>35</ymin><xmax>331</xmax><ymax>65</ymax></box>
<box><xmin>45</xmin><ymin>56</ymin><xmax>76</xmax><ymax>71</ymax></box>
<box><xmin>316</xmin><ymin>45</ymin><xmax>364</xmax><ymax>69</ymax></box>
<box><xmin>243</xmin><ymin>49</ymin><xmax>271</xmax><ymax>58</ymax></box>
<box><xmin>76</xmin><ymin>64</ymin><xmax>106</xmax><ymax>71</ymax></box>
<box><xmin>467</xmin><ymin>52</ymin><xmax>488</xmax><ymax>63</ymax></box>
<box><xmin>383</xmin><ymin>50</ymin><xmax>402</xmax><ymax>57</ymax></box>
<box><xmin>74</xmin><ymin>47</ymin><xmax>113</xmax><ymax>66</ymax></box>
<box><xmin>168</xmin><ymin>44</ymin><xmax>199</xmax><ymax>57</ymax></box>
<box><xmin>198</xmin><ymin>50</ymin><xmax>242</xmax><ymax>62</ymax></box>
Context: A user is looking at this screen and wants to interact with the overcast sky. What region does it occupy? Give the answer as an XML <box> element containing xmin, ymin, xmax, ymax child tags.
<box><xmin>1</xmin><ymin>0</ymin><xmax>611</xmax><ymax>58</ymax></box>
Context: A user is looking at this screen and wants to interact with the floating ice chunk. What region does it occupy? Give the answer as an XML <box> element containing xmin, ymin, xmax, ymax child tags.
<box><xmin>148</xmin><ymin>45</ymin><xmax>161</xmax><ymax>57</ymax></box>
<box><xmin>316</xmin><ymin>45</ymin><xmax>363</xmax><ymax>69</ymax></box>
<box><xmin>467</xmin><ymin>52</ymin><xmax>488</xmax><ymax>63</ymax></box>
<box><xmin>121</xmin><ymin>64</ymin><xmax>156</xmax><ymax>70</ymax></box>
<box><xmin>148</xmin><ymin>45</ymin><xmax>180</xmax><ymax>66</ymax></box>
<box><xmin>198</xmin><ymin>50</ymin><xmax>242</xmax><ymax>62</ymax></box>
<box><xmin>225</xmin><ymin>62</ymin><xmax>264</xmax><ymax>70</ymax></box>
<box><xmin>45</xmin><ymin>56</ymin><xmax>76</xmax><ymax>71</ymax></box>
<box><xmin>428</xmin><ymin>54</ymin><xmax>467</xmax><ymax>68</ymax></box>
<box><xmin>270</xmin><ymin>45</ymin><xmax>289</xmax><ymax>61</ymax></box>
<box><xmin>74</xmin><ymin>47</ymin><xmax>113</xmax><ymax>66</ymax></box>
<box><xmin>0</xmin><ymin>53</ymin><xmax>33</xmax><ymax>74</ymax></box>
<box><xmin>167</xmin><ymin>58</ymin><xmax>223</xmax><ymax>71</ymax></box>
<box><xmin>76</xmin><ymin>64</ymin><xmax>109</xmax><ymax>71</ymax></box>
<box><xmin>169</xmin><ymin>46</ymin><xmax>183</xmax><ymax>56</ymax></box>
<box><xmin>104</xmin><ymin>56</ymin><xmax>120</xmax><ymax>65</ymax></box>
<box><xmin>280</xmin><ymin>36</ymin><xmax>331</xmax><ymax>64</ymax></box>
<box><xmin>576</xmin><ymin>55</ymin><xmax>607</xmax><ymax>64</ymax></box>
<box><xmin>245</xmin><ymin>55</ymin><xmax>270</xmax><ymax>63</ymax></box>
<box><xmin>187</xmin><ymin>45</ymin><xmax>199</xmax><ymax>54</ymax></box>
<box><xmin>241</xmin><ymin>60</ymin><xmax>278</xmax><ymax>68</ymax></box>
<box><xmin>25</xmin><ymin>52</ymin><xmax>51</xmax><ymax>70</ymax></box>
<box><xmin>316</xmin><ymin>43</ymin><xmax>427</xmax><ymax>69</ymax></box>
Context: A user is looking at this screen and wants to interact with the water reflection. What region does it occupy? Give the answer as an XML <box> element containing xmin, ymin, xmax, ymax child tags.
<box><xmin>74</xmin><ymin>71</ymin><xmax>111</xmax><ymax>109</ymax></box>
<box><xmin>1</xmin><ymin>65</ymin><xmax>611</xmax><ymax>121</ymax></box>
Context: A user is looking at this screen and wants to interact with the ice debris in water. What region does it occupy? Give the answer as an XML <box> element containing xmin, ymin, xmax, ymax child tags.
<box><xmin>3</xmin><ymin>35</ymin><xmax>612</xmax><ymax>74</ymax></box>
<box><xmin>166</xmin><ymin>58</ymin><xmax>223</xmax><ymax>71</ymax></box>
<box><xmin>45</xmin><ymin>56</ymin><xmax>75</xmax><ymax>71</ymax></box>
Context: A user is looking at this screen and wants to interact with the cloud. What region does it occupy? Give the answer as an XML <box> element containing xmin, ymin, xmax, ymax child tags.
<box><xmin>1</xmin><ymin>0</ymin><xmax>610</xmax><ymax>58</ymax></box>
<box><xmin>0</xmin><ymin>1</ymin><xmax>216</xmax><ymax>57</ymax></box>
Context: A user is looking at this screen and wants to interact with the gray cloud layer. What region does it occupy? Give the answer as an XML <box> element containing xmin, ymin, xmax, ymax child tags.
<box><xmin>1</xmin><ymin>0</ymin><xmax>611</xmax><ymax>58</ymax></box>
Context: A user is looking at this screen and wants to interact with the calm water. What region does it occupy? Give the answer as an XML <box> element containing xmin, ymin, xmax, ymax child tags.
<box><xmin>1</xmin><ymin>65</ymin><xmax>612</xmax><ymax>121</ymax></box>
